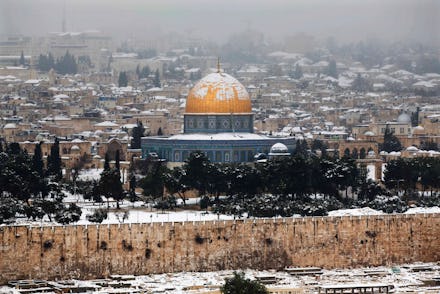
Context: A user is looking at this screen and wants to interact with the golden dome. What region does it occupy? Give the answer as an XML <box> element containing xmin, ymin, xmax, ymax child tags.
<box><xmin>185</xmin><ymin>72</ymin><xmax>251</xmax><ymax>114</ymax></box>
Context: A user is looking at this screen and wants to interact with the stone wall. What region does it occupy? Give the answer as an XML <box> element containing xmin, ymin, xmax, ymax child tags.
<box><xmin>1</xmin><ymin>214</ymin><xmax>440</xmax><ymax>283</ymax></box>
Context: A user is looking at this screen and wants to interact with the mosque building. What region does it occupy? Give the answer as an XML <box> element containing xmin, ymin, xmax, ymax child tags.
<box><xmin>141</xmin><ymin>64</ymin><xmax>295</xmax><ymax>164</ymax></box>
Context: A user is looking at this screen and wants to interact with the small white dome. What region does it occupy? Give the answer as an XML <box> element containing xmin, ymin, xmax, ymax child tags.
<box><xmin>71</xmin><ymin>145</ymin><xmax>80</xmax><ymax>151</ymax></box>
<box><xmin>347</xmin><ymin>136</ymin><xmax>355</xmax><ymax>141</ymax></box>
<box><xmin>397</xmin><ymin>112</ymin><xmax>411</xmax><ymax>123</ymax></box>
<box><xmin>406</xmin><ymin>146</ymin><xmax>418</xmax><ymax>151</ymax></box>
<box><xmin>3</xmin><ymin>123</ymin><xmax>17</xmax><ymax>129</ymax></box>
<box><xmin>93</xmin><ymin>155</ymin><xmax>101</xmax><ymax>159</ymax></box>
<box><xmin>364</xmin><ymin>131</ymin><xmax>375</xmax><ymax>136</ymax></box>
<box><xmin>270</xmin><ymin>143</ymin><xmax>288</xmax><ymax>154</ymax></box>
<box><xmin>412</xmin><ymin>125</ymin><xmax>425</xmax><ymax>135</ymax></box>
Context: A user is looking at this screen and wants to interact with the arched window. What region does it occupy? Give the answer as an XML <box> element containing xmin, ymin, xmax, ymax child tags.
<box><xmin>352</xmin><ymin>148</ymin><xmax>358</xmax><ymax>159</ymax></box>
<box><xmin>233</xmin><ymin>151</ymin><xmax>239</xmax><ymax>162</ymax></box>
<box><xmin>360</xmin><ymin>148</ymin><xmax>366</xmax><ymax>159</ymax></box>
<box><xmin>215</xmin><ymin>151</ymin><xmax>221</xmax><ymax>162</ymax></box>
<box><xmin>344</xmin><ymin>148</ymin><xmax>350</xmax><ymax>157</ymax></box>
<box><xmin>240</xmin><ymin>151</ymin><xmax>246</xmax><ymax>162</ymax></box>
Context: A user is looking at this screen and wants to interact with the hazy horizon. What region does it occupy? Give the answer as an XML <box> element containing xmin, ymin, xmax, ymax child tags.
<box><xmin>1</xmin><ymin>0</ymin><xmax>439</xmax><ymax>46</ymax></box>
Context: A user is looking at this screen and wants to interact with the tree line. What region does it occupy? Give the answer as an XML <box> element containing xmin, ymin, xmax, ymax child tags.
<box><xmin>2</xmin><ymin>139</ymin><xmax>438</xmax><ymax>224</ymax></box>
<box><xmin>134</xmin><ymin>149</ymin><xmax>440</xmax><ymax>217</ymax></box>
<box><xmin>0</xmin><ymin>140</ymin><xmax>81</xmax><ymax>224</ymax></box>
<box><xmin>37</xmin><ymin>51</ymin><xmax>78</xmax><ymax>74</ymax></box>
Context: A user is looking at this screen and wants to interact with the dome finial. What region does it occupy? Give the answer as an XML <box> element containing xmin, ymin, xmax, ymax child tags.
<box><xmin>217</xmin><ymin>57</ymin><xmax>221</xmax><ymax>73</ymax></box>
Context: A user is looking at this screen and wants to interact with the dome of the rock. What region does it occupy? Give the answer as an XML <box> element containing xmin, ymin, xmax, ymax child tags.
<box><xmin>185</xmin><ymin>72</ymin><xmax>251</xmax><ymax>114</ymax></box>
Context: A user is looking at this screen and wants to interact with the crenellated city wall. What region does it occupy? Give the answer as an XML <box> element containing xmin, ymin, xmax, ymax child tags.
<box><xmin>1</xmin><ymin>214</ymin><xmax>440</xmax><ymax>283</ymax></box>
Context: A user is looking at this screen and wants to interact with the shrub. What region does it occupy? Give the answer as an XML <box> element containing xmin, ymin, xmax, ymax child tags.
<box><xmin>220</xmin><ymin>271</ymin><xmax>268</xmax><ymax>294</ymax></box>
<box><xmin>86</xmin><ymin>208</ymin><xmax>108</xmax><ymax>223</ymax></box>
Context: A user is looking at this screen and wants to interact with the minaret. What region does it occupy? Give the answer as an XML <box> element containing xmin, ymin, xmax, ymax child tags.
<box><xmin>217</xmin><ymin>57</ymin><xmax>221</xmax><ymax>73</ymax></box>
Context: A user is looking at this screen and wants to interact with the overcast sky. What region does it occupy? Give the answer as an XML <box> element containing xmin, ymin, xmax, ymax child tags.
<box><xmin>1</xmin><ymin>0</ymin><xmax>439</xmax><ymax>45</ymax></box>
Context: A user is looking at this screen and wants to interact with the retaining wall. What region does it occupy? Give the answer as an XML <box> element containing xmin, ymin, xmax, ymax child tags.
<box><xmin>1</xmin><ymin>214</ymin><xmax>440</xmax><ymax>283</ymax></box>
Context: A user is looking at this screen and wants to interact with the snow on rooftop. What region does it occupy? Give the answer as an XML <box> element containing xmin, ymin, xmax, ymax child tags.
<box><xmin>146</xmin><ymin>87</ymin><xmax>163</xmax><ymax>92</ymax></box>
<box><xmin>338</xmin><ymin>76</ymin><xmax>353</xmax><ymax>88</ymax></box>
<box><xmin>113</xmin><ymin>52</ymin><xmax>138</xmax><ymax>58</ymax></box>
<box><xmin>24</xmin><ymin>79</ymin><xmax>40</xmax><ymax>84</ymax></box>
<box><xmin>71</xmin><ymin>138</ymin><xmax>84</xmax><ymax>143</ymax></box>
<box><xmin>413</xmin><ymin>81</ymin><xmax>436</xmax><ymax>88</ymax></box>
<box><xmin>53</xmin><ymin>94</ymin><xmax>69</xmax><ymax>99</ymax></box>
<box><xmin>166</xmin><ymin>133</ymin><xmax>271</xmax><ymax>141</ymax></box>
<box><xmin>95</xmin><ymin>121</ymin><xmax>119</xmax><ymax>127</ymax></box>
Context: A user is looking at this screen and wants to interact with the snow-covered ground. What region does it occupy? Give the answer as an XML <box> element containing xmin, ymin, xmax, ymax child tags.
<box><xmin>1</xmin><ymin>263</ymin><xmax>440</xmax><ymax>293</ymax></box>
<box><xmin>405</xmin><ymin>206</ymin><xmax>440</xmax><ymax>214</ymax></box>
<box><xmin>77</xmin><ymin>208</ymin><xmax>237</xmax><ymax>225</ymax></box>
<box><xmin>328</xmin><ymin>207</ymin><xmax>384</xmax><ymax>216</ymax></box>
<box><xmin>8</xmin><ymin>204</ymin><xmax>440</xmax><ymax>227</ymax></box>
<box><xmin>6</xmin><ymin>177</ymin><xmax>440</xmax><ymax>227</ymax></box>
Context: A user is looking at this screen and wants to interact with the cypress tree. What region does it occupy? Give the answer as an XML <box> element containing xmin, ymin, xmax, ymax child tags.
<box><xmin>131</xmin><ymin>121</ymin><xmax>145</xmax><ymax>149</ymax></box>
<box><xmin>381</xmin><ymin>125</ymin><xmax>402</xmax><ymax>152</ymax></box>
<box><xmin>47</xmin><ymin>138</ymin><xmax>62</xmax><ymax>181</ymax></box>
<box><xmin>292</xmin><ymin>64</ymin><xmax>303</xmax><ymax>79</ymax></box>
<box><xmin>154</xmin><ymin>69</ymin><xmax>161</xmax><ymax>87</ymax></box>
<box><xmin>104</xmin><ymin>152</ymin><xmax>110</xmax><ymax>171</ymax></box>
<box><xmin>48</xmin><ymin>53</ymin><xmax>55</xmax><ymax>70</ymax></box>
<box><xmin>141</xmin><ymin>66</ymin><xmax>150</xmax><ymax>78</ymax></box>
<box><xmin>118</xmin><ymin>71</ymin><xmax>128</xmax><ymax>87</ymax></box>
<box><xmin>157</xmin><ymin>127</ymin><xmax>163</xmax><ymax>136</ymax></box>
<box><xmin>115</xmin><ymin>150</ymin><xmax>120</xmax><ymax>171</ymax></box>
<box><xmin>129</xmin><ymin>171</ymin><xmax>137</xmax><ymax>203</ymax></box>
<box><xmin>55</xmin><ymin>51</ymin><xmax>77</xmax><ymax>74</ymax></box>
<box><xmin>136</xmin><ymin>64</ymin><xmax>140</xmax><ymax>79</ymax></box>
<box><xmin>32</xmin><ymin>142</ymin><xmax>44</xmax><ymax>177</ymax></box>
<box><xmin>19</xmin><ymin>51</ymin><xmax>25</xmax><ymax>66</ymax></box>
<box><xmin>38</xmin><ymin>54</ymin><xmax>48</xmax><ymax>71</ymax></box>
<box><xmin>327</xmin><ymin>60</ymin><xmax>338</xmax><ymax>78</ymax></box>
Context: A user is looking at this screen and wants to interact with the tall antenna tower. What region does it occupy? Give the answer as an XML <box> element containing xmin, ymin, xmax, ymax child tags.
<box><xmin>62</xmin><ymin>0</ymin><xmax>66</xmax><ymax>33</ymax></box>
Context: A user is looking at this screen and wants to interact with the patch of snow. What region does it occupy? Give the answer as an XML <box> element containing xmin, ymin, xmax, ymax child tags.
<box><xmin>405</xmin><ymin>206</ymin><xmax>440</xmax><ymax>214</ymax></box>
<box><xmin>328</xmin><ymin>207</ymin><xmax>383</xmax><ymax>217</ymax></box>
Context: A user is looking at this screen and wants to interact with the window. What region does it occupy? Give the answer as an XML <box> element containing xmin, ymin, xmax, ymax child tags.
<box><xmin>400</xmin><ymin>127</ymin><xmax>404</xmax><ymax>134</ymax></box>
<box><xmin>381</xmin><ymin>128</ymin><xmax>385</xmax><ymax>134</ymax></box>
<box><xmin>224</xmin><ymin>152</ymin><xmax>230</xmax><ymax>162</ymax></box>
<box><xmin>208</xmin><ymin>119</ymin><xmax>216</xmax><ymax>129</ymax></box>
<box><xmin>197</xmin><ymin>119</ymin><xmax>204</xmax><ymax>128</ymax></box>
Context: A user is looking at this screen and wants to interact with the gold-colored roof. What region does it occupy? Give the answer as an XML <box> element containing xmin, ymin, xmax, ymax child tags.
<box><xmin>185</xmin><ymin>72</ymin><xmax>251</xmax><ymax>114</ymax></box>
